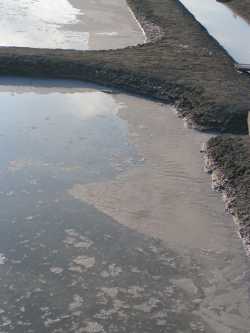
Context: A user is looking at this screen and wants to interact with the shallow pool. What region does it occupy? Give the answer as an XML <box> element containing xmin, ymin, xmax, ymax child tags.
<box><xmin>0</xmin><ymin>77</ymin><xmax>249</xmax><ymax>332</ymax></box>
<box><xmin>0</xmin><ymin>0</ymin><xmax>144</xmax><ymax>49</ymax></box>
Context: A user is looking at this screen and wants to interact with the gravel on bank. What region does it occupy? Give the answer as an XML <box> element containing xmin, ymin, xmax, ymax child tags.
<box><xmin>0</xmin><ymin>0</ymin><xmax>249</xmax><ymax>133</ymax></box>
<box><xmin>205</xmin><ymin>135</ymin><xmax>250</xmax><ymax>252</ymax></box>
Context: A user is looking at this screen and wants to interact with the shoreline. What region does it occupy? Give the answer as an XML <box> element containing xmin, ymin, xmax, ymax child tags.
<box><xmin>226</xmin><ymin>0</ymin><xmax>250</xmax><ymax>24</ymax></box>
<box><xmin>126</xmin><ymin>0</ymin><xmax>164</xmax><ymax>42</ymax></box>
<box><xmin>126</xmin><ymin>6</ymin><xmax>147</xmax><ymax>43</ymax></box>
<box><xmin>204</xmin><ymin>154</ymin><xmax>250</xmax><ymax>254</ymax></box>
<box><xmin>204</xmin><ymin>136</ymin><xmax>250</xmax><ymax>255</ymax></box>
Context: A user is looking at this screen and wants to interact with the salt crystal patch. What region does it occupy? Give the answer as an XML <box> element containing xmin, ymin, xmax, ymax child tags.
<box><xmin>50</xmin><ymin>267</ymin><xmax>64</xmax><ymax>274</ymax></box>
<box><xmin>73</xmin><ymin>256</ymin><xmax>95</xmax><ymax>269</ymax></box>
<box><xmin>0</xmin><ymin>253</ymin><xmax>7</xmax><ymax>264</ymax></box>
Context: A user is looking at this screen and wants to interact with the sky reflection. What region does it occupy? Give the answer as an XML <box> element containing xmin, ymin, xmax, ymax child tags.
<box><xmin>180</xmin><ymin>0</ymin><xmax>250</xmax><ymax>63</ymax></box>
<box><xmin>0</xmin><ymin>0</ymin><xmax>144</xmax><ymax>50</ymax></box>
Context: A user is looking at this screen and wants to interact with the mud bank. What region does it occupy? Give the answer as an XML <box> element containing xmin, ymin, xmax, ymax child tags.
<box><xmin>226</xmin><ymin>0</ymin><xmax>250</xmax><ymax>23</ymax></box>
<box><xmin>0</xmin><ymin>0</ymin><xmax>250</xmax><ymax>133</ymax></box>
<box><xmin>205</xmin><ymin>135</ymin><xmax>250</xmax><ymax>253</ymax></box>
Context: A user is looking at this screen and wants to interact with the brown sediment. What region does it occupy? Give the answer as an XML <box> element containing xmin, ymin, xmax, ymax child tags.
<box><xmin>225</xmin><ymin>0</ymin><xmax>250</xmax><ymax>23</ymax></box>
<box><xmin>205</xmin><ymin>136</ymin><xmax>250</xmax><ymax>254</ymax></box>
<box><xmin>0</xmin><ymin>0</ymin><xmax>249</xmax><ymax>133</ymax></box>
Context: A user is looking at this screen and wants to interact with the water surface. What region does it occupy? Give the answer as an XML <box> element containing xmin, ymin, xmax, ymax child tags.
<box><xmin>0</xmin><ymin>0</ymin><xmax>144</xmax><ymax>49</ymax></box>
<box><xmin>0</xmin><ymin>78</ymin><xmax>249</xmax><ymax>332</ymax></box>
<box><xmin>179</xmin><ymin>0</ymin><xmax>250</xmax><ymax>63</ymax></box>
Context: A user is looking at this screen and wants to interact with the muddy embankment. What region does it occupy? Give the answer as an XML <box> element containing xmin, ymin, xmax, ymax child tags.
<box><xmin>225</xmin><ymin>0</ymin><xmax>250</xmax><ymax>23</ymax></box>
<box><xmin>205</xmin><ymin>136</ymin><xmax>250</xmax><ymax>252</ymax></box>
<box><xmin>1</xmin><ymin>0</ymin><xmax>250</xmax><ymax>246</ymax></box>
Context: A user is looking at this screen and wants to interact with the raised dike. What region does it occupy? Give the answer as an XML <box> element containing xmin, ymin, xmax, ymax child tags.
<box><xmin>0</xmin><ymin>0</ymin><xmax>250</xmax><ymax>247</ymax></box>
<box><xmin>226</xmin><ymin>0</ymin><xmax>250</xmax><ymax>23</ymax></box>
<box><xmin>0</xmin><ymin>0</ymin><xmax>249</xmax><ymax>133</ymax></box>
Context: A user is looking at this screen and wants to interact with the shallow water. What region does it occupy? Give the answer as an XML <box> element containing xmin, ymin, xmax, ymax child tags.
<box><xmin>0</xmin><ymin>1</ymin><xmax>249</xmax><ymax>331</ymax></box>
<box><xmin>179</xmin><ymin>0</ymin><xmax>250</xmax><ymax>63</ymax></box>
<box><xmin>0</xmin><ymin>0</ymin><xmax>144</xmax><ymax>49</ymax></box>
<box><xmin>0</xmin><ymin>77</ymin><xmax>249</xmax><ymax>333</ymax></box>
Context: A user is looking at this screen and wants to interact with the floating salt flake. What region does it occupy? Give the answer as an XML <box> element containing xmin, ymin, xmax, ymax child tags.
<box><xmin>6</xmin><ymin>191</ymin><xmax>14</xmax><ymax>197</ymax></box>
<box><xmin>73</xmin><ymin>255</ymin><xmax>95</xmax><ymax>269</ymax></box>
<box><xmin>68</xmin><ymin>294</ymin><xmax>83</xmax><ymax>311</ymax></box>
<box><xmin>25</xmin><ymin>216</ymin><xmax>34</xmax><ymax>221</ymax></box>
<box><xmin>50</xmin><ymin>267</ymin><xmax>64</xmax><ymax>274</ymax></box>
<box><xmin>74</xmin><ymin>241</ymin><xmax>92</xmax><ymax>249</ymax></box>
<box><xmin>83</xmin><ymin>321</ymin><xmax>105</xmax><ymax>333</ymax></box>
<box><xmin>0</xmin><ymin>253</ymin><xmax>7</xmax><ymax>264</ymax></box>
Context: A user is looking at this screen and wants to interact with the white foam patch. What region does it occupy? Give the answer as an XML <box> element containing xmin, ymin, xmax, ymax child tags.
<box><xmin>96</xmin><ymin>32</ymin><xmax>119</xmax><ymax>36</ymax></box>
<box><xmin>73</xmin><ymin>256</ymin><xmax>96</xmax><ymax>269</ymax></box>
<box><xmin>0</xmin><ymin>253</ymin><xmax>7</xmax><ymax>264</ymax></box>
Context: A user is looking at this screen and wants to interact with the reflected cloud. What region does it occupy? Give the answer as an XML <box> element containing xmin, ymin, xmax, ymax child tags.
<box><xmin>0</xmin><ymin>0</ymin><xmax>88</xmax><ymax>49</ymax></box>
<box><xmin>65</xmin><ymin>92</ymin><xmax>124</xmax><ymax>120</ymax></box>
<box><xmin>0</xmin><ymin>0</ymin><xmax>144</xmax><ymax>50</ymax></box>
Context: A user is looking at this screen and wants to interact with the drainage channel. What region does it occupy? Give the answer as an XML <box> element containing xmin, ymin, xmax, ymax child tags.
<box><xmin>179</xmin><ymin>0</ymin><xmax>250</xmax><ymax>67</ymax></box>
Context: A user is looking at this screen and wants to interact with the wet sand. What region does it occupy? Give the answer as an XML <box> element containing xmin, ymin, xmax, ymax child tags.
<box><xmin>0</xmin><ymin>78</ymin><xmax>249</xmax><ymax>332</ymax></box>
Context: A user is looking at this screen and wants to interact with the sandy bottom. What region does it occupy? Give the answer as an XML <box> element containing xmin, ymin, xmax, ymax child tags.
<box><xmin>68</xmin><ymin>94</ymin><xmax>238</xmax><ymax>253</ymax></box>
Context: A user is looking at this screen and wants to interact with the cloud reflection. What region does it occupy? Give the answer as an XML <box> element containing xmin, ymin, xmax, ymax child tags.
<box><xmin>0</xmin><ymin>0</ymin><xmax>88</xmax><ymax>49</ymax></box>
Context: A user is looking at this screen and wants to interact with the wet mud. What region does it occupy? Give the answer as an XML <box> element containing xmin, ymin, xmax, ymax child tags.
<box><xmin>205</xmin><ymin>135</ymin><xmax>250</xmax><ymax>255</ymax></box>
<box><xmin>225</xmin><ymin>0</ymin><xmax>250</xmax><ymax>23</ymax></box>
